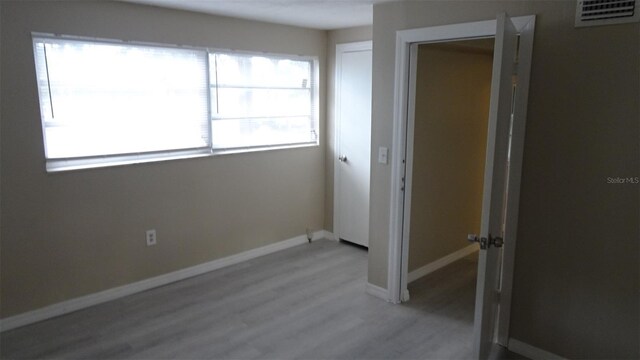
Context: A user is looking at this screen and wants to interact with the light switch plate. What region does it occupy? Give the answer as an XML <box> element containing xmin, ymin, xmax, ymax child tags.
<box><xmin>378</xmin><ymin>147</ymin><xmax>388</xmax><ymax>164</ymax></box>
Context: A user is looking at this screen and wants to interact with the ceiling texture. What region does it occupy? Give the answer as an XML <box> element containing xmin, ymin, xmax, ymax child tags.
<box><xmin>124</xmin><ymin>0</ymin><xmax>391</xmax><ymax>30</ymax></box>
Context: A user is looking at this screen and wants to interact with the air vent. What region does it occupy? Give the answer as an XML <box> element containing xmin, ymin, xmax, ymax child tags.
<box><xmin>576</xmin><ymin>0</ymin><xmax>639</xmax><ymax>27</ymax></box>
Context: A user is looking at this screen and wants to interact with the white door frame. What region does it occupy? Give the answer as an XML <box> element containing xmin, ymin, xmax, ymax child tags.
<box><xmin>387</xmin><ymin>15</ymin><xmax>535</xmax><ymax>345</ymax></box>
<box><xmin>333</xmin><ymin>40</ymin><xmax>373</xmax><ymax>243</ymax></box>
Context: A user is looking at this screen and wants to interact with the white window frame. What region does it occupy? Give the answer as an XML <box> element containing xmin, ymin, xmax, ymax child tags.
<box><xmin>208</xmin><ymin>50</ymin><xmax>319</xmax><ymax>154</ymax></box>
<box><xmin>32</xmin><ymin>33</ymin><xmax>319</xmax><ymax>172</ymax></box>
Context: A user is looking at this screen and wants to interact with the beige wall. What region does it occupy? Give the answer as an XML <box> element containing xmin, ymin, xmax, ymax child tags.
<box><xmin>0</xmin><ymin>1</ymin><xmax>326</xmax><ymax>318</ymax></box>
<box><xmin>370</xmin><ymin>1</ymin><xmax>639</xmax><ymax>358</ymax></box>
<box><xmin>408</xmin><ymin>43</ymin><xmax>492</xmax><ymax>272</ymax></box>
<box><xmin>324</xmin><ymin>25</ymin><xmax>372</xmax><ymax>232</ymax></box>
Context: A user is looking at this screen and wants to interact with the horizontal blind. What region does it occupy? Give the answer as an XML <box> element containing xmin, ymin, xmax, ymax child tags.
<box><xmin>209</xmin><ymin>52</ymin><xmax>316</xmax><ymax>150</ymax></box>
<box><xmin>33</xmin><ymin>37</ymin><xmax>210</xmax><ymax>160</ymax></box>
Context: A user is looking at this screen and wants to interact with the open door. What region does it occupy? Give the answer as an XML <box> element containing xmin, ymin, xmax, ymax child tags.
<box><xmin>388</xmin><ymin>13</ymin><xmax>535</xmax><ymax>357</ymax></box>
<box><xmin>471</xmin><ymin>13</ymin><xmax>518</xmax><ymax>359</ymax></box>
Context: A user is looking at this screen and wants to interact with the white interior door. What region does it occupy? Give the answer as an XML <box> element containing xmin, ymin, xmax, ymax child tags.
<box><xmin>388</xmin><ymin>12</ymin><xmax>535</xmax><ymax>357</ymax></box>
<box><xmin>334</xmin><ymin>41</ymin><xmax>372</xmax><ymax>247</ymax></box>
<box><xmin>472</xmin><ymin>13</ymin><xmax>518</xmax><ymax>359</ymax></box>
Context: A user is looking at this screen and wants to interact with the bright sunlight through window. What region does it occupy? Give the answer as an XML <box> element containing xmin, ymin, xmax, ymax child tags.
<box><xmin>210</xmin><ymin>53</ymin><xmax>317</xmax><ymax>150</ymax></box>
<box><xmin>32</xmin><ymin>35</ymin><xmax>318</xmax><ymax>172</ymax></box>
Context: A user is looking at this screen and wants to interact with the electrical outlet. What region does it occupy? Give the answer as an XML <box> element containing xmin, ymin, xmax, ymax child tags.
<box><xmin>146</xmin><ymin>229</ymin><xmax>157</xmax><ymax>246</ymax></box>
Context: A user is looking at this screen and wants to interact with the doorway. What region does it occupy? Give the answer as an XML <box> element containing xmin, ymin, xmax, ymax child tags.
<box><xmin>387</xmin><ymin>14</ymin><xmax>536</xmax><ymax>359</ymax></box>
<box><xmin>406</xmin><ymin>38</ymin><xmax>494</xmax><ymax>285</ymax></box>
<box><xmin>334</xmin><ymin>41</ymin><xmax>372</xmax><ymax>248</ymax></box>
<box><xmin>405</xmin><ymin>35</ymin><xmax>495</xmax><ymax>359</ymax></box>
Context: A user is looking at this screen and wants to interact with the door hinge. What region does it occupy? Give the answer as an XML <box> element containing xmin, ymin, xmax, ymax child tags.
<box><xmin>494</xmin><ymin>289</ymin><xmax>501</xmax><ymax>303</ymax></box>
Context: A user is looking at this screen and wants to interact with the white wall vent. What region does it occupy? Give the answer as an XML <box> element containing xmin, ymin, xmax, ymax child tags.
<box><xmin>575</xmin><ymin>0</ymin><xmax>639</xmax><ymax>27</ymax></box>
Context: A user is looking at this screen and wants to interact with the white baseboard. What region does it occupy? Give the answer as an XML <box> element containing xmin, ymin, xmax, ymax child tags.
<box><xmin>313</xmin><ymin>230</ymin><xmax>336</xmax><ymax>241</ymax></box>
<box><xmin>508</xmin><ymin>338</ymin><xmax>566</xmax><ymax>360</ymax></box>
<box><xmin>0</xmin><ymin>230</ymin><xmax>327</xmax><ymax>332</ymax></box>
<box><xmin>407</xmin><ymin>244</ymin><xmax>478</xmax><ymax>283</ymax></box>
<box><xmin>365</xmin><ymin>282</ymin><xmax>390</xmax><ymax>302</ymax></box>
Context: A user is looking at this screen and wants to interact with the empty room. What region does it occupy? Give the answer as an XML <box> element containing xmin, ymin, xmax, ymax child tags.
<box><xmin>0</xmin><ymin>1</ymin><xmax>638</xmax><ymax>359</ymax></box>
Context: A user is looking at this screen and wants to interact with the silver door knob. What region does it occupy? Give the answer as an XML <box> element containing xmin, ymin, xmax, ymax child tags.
<box><xmin>491</xmin><ymin>235</ymin><xmax>504</xmax><ymax>248</ymax></box>
<box><xmin>468</xmin><ymin>233</ymin><xmax>487</xmax><ymax>249</ymax></box>
<box><xmin>467</xmin><ymin>233</ymin><xmax>503</xmax><ymax>250</ymax></box>
<box><xmin>338</xmin><ymin>155</ymin><xmax>348</xmax><ymax>163</ymax></box>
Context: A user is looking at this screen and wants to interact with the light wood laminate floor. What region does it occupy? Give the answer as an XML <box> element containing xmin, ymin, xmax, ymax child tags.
<box><xmin>1</xmin><ymin>240</ymin><xmax>522</xmax><ymax>359</ymax></box>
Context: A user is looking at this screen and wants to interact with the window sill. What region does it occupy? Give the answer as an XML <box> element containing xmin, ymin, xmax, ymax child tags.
<box><xmin>211</xmin><ymin>142</ymin><xmax>318</xmax><ymax>156</ymax></box>
<box><xmin>46</xmin><ymin>142</ymin><xmax>319</xmax><ymax>173</ymax></box>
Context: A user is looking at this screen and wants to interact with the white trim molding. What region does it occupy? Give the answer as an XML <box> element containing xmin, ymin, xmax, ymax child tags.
<box><xmin>365</xmin><ymin>282</ymin><xmax>390</xmax><ymax>302</ymax></box>
<box><xmin>508</xmin><ymin>338</ymin><xmax>567</xmax><ymax>360</ymax></box>
<box><xmin>0</xmin><ymin>230</ymin><xmax>328</xmax><ymax>332</ymax></box>
<box><xmin>407</xmin><ymin>245</ymin><xmax>479</xmax><ymax>283</ymax></box>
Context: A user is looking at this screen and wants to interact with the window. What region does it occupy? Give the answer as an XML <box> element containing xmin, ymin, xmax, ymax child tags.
<box><xmin>32</xmin><ymin>34</ymin><xmax>318</xmax><ymax>172</ymax></box>
<box><xmin>33</xmin><ymin>36</ymin><xmax>211</xmax><ymax>171</ymax></box>
<box><xmin>210</xmin><ymin>53</ymin><xmax>317</xmax><ymax>151</ymax></box>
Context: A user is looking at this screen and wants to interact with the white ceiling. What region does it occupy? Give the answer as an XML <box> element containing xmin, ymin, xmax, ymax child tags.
<box><xmin>123</xmin><ymin>0</ymin><xmax>390</xmax><ymax>30</ymax></box>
